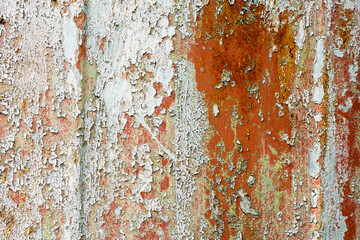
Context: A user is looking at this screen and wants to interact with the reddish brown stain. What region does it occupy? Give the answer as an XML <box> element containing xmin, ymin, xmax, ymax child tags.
<box><xmin>73</xmin><ymin>11</ymin><xmax>86</xmax><ymax>31</ymax></box>
<box><xmin>189</xmin><ymin>2</ymin><xmax>300</xmax><ymax>238</ymax></box>
<box><xmin>76</xmin><ymin>35</ymin><xmax>87</xmax><ymax>72</ymax></box>
<box><xmin>161</xmin><ymin>90</ymin><xmax>176</xmax><ymax>110</ymax></box>
<box><xmin>9</xmin><ymin>189</ymin><xmax>27</xmax><ymax>205</ymax></box>
<box><xmin>99</xmin><ymin>37</ymin><xmax>106</xmax><ymax>53</ymax></box>
<box><xmin>160</xmin><ymin>175</ymin><xmax>170</xmax><ymax>191</ymax></box>
<box><xmin>153</xmin><ymin>82</ymin><xmax>163</xmax><ymax>93</ymax></box>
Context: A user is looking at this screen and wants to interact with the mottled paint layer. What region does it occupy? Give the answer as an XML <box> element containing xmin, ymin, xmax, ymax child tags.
<box><xmin>0</xmin><ymin>0</ymin><xmax>359</xmax><ymax>239</ymax></box>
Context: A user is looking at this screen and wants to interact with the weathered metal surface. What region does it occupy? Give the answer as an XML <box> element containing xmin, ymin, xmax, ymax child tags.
<box><xmin>0</xmin><ymin>0</ymin><xmax>359</xmax><ymax>239</ymax></box>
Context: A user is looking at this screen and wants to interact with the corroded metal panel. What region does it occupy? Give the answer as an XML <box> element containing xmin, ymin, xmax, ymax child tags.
<box><xmin>0</xmin><ymin>0</ymin><xmax>359</xmax><ymax>239</ymax></box>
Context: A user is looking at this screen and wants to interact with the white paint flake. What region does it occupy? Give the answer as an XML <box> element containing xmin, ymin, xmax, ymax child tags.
<box><xmin>309</xmin><ymin>142</ymin><xmax>321</xmax><ymax>179</ymax></box>
<box><xmin>213</xmin><ymin>103</ymin><xmax>220</xmax><ymax>117</ymax></box>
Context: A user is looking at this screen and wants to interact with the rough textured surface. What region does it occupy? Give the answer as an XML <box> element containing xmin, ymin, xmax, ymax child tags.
<box><xmin>0</xmin><ymin>0</ymin><xmax>359</xmax><ymax>239</ymax></box>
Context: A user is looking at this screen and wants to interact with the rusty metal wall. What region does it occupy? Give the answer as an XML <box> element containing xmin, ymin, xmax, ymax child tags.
<box><xmin>0</xmin><ymin>0</ymin><xmax>359</xmax><ymax>239</ymax></box>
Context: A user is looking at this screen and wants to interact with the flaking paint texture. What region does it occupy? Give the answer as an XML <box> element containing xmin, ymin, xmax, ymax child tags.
<box><xmin>0</xmin><ymin>0</ymin><xmax>359</xmax><ymax>239</ymax></box>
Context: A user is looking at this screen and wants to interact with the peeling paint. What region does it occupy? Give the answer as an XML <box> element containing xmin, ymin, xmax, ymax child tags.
<box><xmin>1</xmin><ymin>0</ymin><xmax>359</xmax><ymax>239</ymax></box>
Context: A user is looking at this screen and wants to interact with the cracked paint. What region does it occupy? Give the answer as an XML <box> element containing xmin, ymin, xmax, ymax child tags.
<box><xmin>0</xmin><ymin>0</ymin><xmax>359</xmax><ymax>239</ymax></box>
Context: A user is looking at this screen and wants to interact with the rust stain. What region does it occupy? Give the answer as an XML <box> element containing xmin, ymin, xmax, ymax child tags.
<box><xmin>74</xmin><ymin>11</ymin><xmax>86</xmax><ymax>31</ymax></box>
<box><xmin>189</xmin><ymin>1</ymin><xmax>310</xmax><ymax>238</ymax></box>
<box><xmin>1</xmin><ymin>0</ymin><xmax>359</xmax><ymax>238</ymax></box>
<box><xmin>327</xmin><ymin>5</ymin><xmax>360</xmax><ymax>238</ymax></box>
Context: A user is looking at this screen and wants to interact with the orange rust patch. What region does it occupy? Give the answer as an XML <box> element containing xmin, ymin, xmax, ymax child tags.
<box><xmin>9</xmin><ymin>189</ymin><xmax>27</xmax><ymax>205</ymax></box>
<box><xmin>76</xmin><ymin>35</ymin><xmax>87</xmax><ymax>71</ymax></box>
<box><xmin>73</xmin><ymin>11</ymin><xmax>86</xmax><ymax>31</ymax></box>
<box><xmin>189</xmin><ymin>2</ymin><xmax>298</xmax><ymax>238</ymax></box>
<box><xmin>164</xmin><ymin>90</ymin><xmax>176</xmax><ymax>108</ymax></box>
<box><xmin>99</xmin><ymin>37</ymin><xmax>106</xmax><ymax>53</ymax></box>
<box><xmin>160</xmin><ymin>175</ymin><xmax>170</xmax><ymax>191</ymax></box>
<box><xmin>153</xmin><ymin>82</ymin><xmax>163</xmax><ymax>93</ymax></box>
